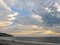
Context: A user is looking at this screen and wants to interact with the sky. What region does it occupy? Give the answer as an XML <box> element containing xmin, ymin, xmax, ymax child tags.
<box><xmin>0</xmin><ymin>0</ymin><xmax>60</xmax><ymax>37</ymax></box>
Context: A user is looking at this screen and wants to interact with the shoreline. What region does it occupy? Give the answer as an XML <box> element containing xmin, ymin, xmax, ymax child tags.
<box><xmin>0</xmin><ymin>39</ymin><xmax>59</xmax><ymax>45</ymax></box>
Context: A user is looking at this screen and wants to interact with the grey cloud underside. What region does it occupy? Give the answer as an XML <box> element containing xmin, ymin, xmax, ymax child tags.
<box><xmin>16</xmin><ymin>16</ymin><xmax>44</xmax><ymax>26</ymax></box>
<box><xmin>1</xmin><ymin>0</ymin><xmax>60</xmax><ymax>33</ymax></box>
<box><xmin>12</xmin><ymin>0</ymin><xmax>60</xmax><ymax>26</ymax></box>
<box><xmin>3</xmin><ymin>0</ymin><xmax>60</xmax><ymax>25</ymax></box>
<box><xmin>43</xmin><ymin>12</ymin><xmax>60</xmax><ymax>26</ymax></box>
<box><xmin>33</xmin><ymin>0</ymin><xmax>60</xmax><ymax>26</ymax></box>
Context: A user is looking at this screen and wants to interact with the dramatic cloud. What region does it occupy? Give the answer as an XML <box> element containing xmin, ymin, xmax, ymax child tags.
<box><xmin>0</xmin><ymin>0</ymin><xmax>18</xmax><ymax>26</ymax></box>
<box><xmin>43</xmin><ymin>13</ymin><xmax>60</xmax><ymax>26</ymax></box>
<box><xmin>0</xmin><ymin>0</ymin><xmax>60</xmax><ymax>36</ymax></box>
<box><xmin>33</xmin><ymin>0</ymin><xmax>60</xmax><ymax>26</ymax></box>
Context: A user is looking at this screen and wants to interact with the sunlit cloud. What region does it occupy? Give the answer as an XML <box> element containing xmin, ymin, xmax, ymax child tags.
<box><xmin>10</xmin><ymin>29</ymin><xmax>60</xmax><ymax>37</ymax></box>
<box><xmin>10</xmin><ymin>30</ymin><xmax>36</xmax><ymax>36</ymax></box>
<box><xmin>0</xmin><ymin>0</ymin><xmax>60</xmax><ymax>37</ymax></box>
<box><xmin>16</xmin><ymin>24</ymin><xmax>39</xmax><ymax>30</ymax></box>
<box><xmin>32</xmin><ymin>14</ymin><xmax>42</xmax><ymax>19</ymax></box>
<box><xmin>0</xmin><ymin>21</ymin><xmax>13</xmax><ymax>26</ymax></box>
<box><xmin>0</xmin><ymin>0</ymin><xmax>12</xmax><ymax>11</ymax></box>
<box><xmin>8</xmin><ymin>17</ymin><xmax>16</xmax><ymax>21</ymax></box>
<box><xmin>7</xmin><ymin>12</ymin><xmax>18</xmax><ymax>17</ymax></box>
<box><xmin>42</xmin><ymin>30</ymin><xmax>55</xmax><ymax>34</ymax></box>
<box><xmin>0</xmin><ymin>0</ymin><xmax>18</xmax><ymax>25</ymax></box>
<box><xmin>44</xmin><ymin>7</ymin><xmax>51</xmax><ymax>12</ymax></box>
<box><xmin>31</xmin><ymin>25</ymin><xmax>38</xmax><ymax>28</ymax></box>
<box><xmin>7</xmin><ymin>12</ymin><xmax>18</xmax><ymax>21</ymax></box>
<box><xmin>41</xmin><ymin>30</ymin><xmax>60</xmax><ymax>35</ymax></box>
<box><xmin>32</xmin><ymin>13</ymin><xmax>43</xmax><ymax>22</ymax></box>
<box><xmin>54</xmin><ymin>2</ymin><xmax>60</xmax><ymax>12</ymax></box>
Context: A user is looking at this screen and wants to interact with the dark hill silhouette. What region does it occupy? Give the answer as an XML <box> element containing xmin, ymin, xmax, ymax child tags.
<box><xmin>0</xmin><ymin>33</ymin><xmax>13</xmax><ymax>37</ymax></box>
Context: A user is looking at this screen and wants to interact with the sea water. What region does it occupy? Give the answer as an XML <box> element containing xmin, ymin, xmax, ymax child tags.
<box><xmin>14</xmin><ymin>37</ymin><xmax>60</xmax><ymax>44</ymax></box>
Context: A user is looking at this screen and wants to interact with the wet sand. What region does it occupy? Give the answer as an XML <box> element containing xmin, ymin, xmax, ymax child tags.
<box><xmin>12</xmin><ymin>42</ymin><xmax>51</xmax><ymax>45</ymax></box>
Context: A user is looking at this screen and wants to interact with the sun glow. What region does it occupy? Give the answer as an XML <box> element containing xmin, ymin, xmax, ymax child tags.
<box><xmin>42</xmin><ymin>30</ymin><xmax>60</xmax><ymax>35</ymax></box>
<box><xmin>0</xmin><ymin>21</ymin><xmax>13</xmax><ymax>26</ymax></box>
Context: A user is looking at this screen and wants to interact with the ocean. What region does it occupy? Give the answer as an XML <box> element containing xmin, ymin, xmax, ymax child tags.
<box><xmin>0</xmin><ymin>37</ymin><xmax>60</xmax><ymax>45</ymax></box>
<box><xmin>14</xmin><ymin>37</ymin><xmax>60</xmax><ymax>44</ymax></box>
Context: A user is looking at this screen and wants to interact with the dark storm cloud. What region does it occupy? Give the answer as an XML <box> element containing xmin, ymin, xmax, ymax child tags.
<box><xmin>33</xmin><ymin>0</ymin><xmax>60</xmax><ymax>26</ymax></box>
<box><xmin>43</xmin><ymin>12</ymin><xmax>60</xmax><ymax>26</ymax></box>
